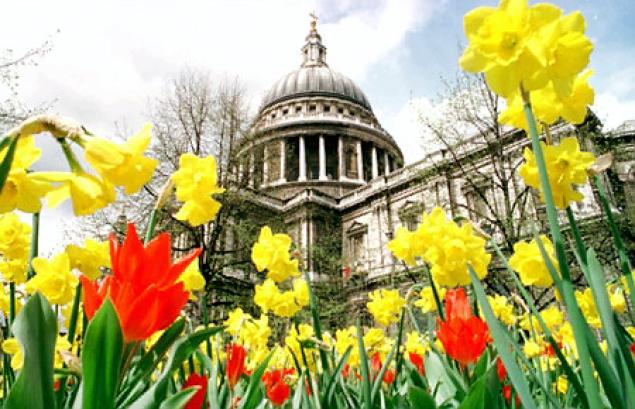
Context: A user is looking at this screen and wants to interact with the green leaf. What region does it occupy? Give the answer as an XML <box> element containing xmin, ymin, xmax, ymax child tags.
<box><xmin>355</xmin><ymin>318</ymin><xmax>372</xmax><ymax>409</ymax></box>
<box><xmin>80</xmin><ymin>299</ymin><xmax>124</xmax><ymax>409</ymax></box>
<box><xmin>490</xmin><ymin>240</ymin><xmax>588</xmax><ymax>408</ymax></box>
<box><xmin>469</xmin><ymin>266</ymin><xmax>537</xmax><ymax>409</ymax></box>
<box><xmin>457</xmin><ymin>366</ymin><xmax>499</xmax><ymax>409</ymax></box>
<box><xmin>4</xmin><ymin>293</ymin><xmax>57</xmax><ymax>409</ymax></box>
<box><xmin>408</xmin><ymin>386</ymin><xmax>436</xmax><ymax>409</ymax></box>
<box><xmin>0</xmin><ymin>136</ymin><xmax>18</xmax><ymax>194</ymax></box>
<box><xmin>157</xmin><ymin>387</ymin><xmax>199</xmax><ymax>409</ymax></box>
<box><xmin>424</xmin><ymin>351</ymin><xmax>459</xmax><ymax>405</ymax></box>
<box><xmin>127</xmin><ymin>326</ymin><xmax>223</xmax><ymax>409</ymax></box>
<box><xmin>237</xmin><ymin>350</ymin><xmax>273</xmax><ymax>409</ymax></box>
<box><xmin>126</xmin><ymin>319</ymin><xmax>186</xmax><ymax>383</ymax></box>
<box><xmin>323</xmin><ymin>346</ymin><xmax>352</xmax><ymax>408</ymax></box>
<box><xmin>371</xmin><ymin>338</ymin><xmax>397</xmax><ymax>406</ymax></box>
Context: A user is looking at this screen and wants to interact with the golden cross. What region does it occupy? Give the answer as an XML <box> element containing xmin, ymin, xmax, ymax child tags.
<box><xmin>309</xmin><ymin>12</ymin><xmax>318</xmax><ymax>30</ymax></box>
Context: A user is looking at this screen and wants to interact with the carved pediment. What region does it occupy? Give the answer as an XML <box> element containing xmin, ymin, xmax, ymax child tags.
<box><xmin>346</xmin><ymin>221</ymin><xmax>367</xmax><ymax>236</ymax></box>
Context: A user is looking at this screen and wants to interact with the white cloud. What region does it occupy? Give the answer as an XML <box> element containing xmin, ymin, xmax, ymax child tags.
<box><xmin>2</xmin><ymin>0</ymin><xmax>440</xmax><ymax>253</ymax></box>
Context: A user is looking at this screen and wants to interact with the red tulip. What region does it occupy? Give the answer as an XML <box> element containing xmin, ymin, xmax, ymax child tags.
<box><xmin>262</xmin><ymin>369</ymin><xmax>292</xmax><ymax>406</ymax></box>
<box><xmin>182</xmin><ymin>372</ymin><xmax>208</xmax><ymax>409</ymax></box>
<box><xmin>436</xmin><ymin>288</ymin><xmax>489</xmax><ymax>366</ymax></box>
<box><xmin>409</xmin><ymin>352</ymin><xmax>425</xmax><ymax>375</ymax></box>
<box><xmin>502</xmin><ymin>385</ymin><xmax>521</xmax><ymax>408</ymax></box>
<box><xmin>226</xmin><ymin>344</ymin><xmax>246</xmax><ymax>389</ymax></box>
<box><xmin>496</xmin><ymin>357</ymin><xmax>507</xmax><ymax>382</ymax></box>
<box><xmin>370</xmin><ymin>352</ymin><xmax>396</xmax><ymax>384</ymax></box>
<box><xmin>81</xmin><ymin>223</ymin><xmax>200</xmax><ymax>342</ymax></box>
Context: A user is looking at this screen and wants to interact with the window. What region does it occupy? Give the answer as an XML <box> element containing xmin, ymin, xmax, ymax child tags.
<box><xmin>309</xmin><ymin>105</ymin><xmax>316</xmax><ymax>112</ymax></box>
<box><xmin>338</xmin><ymin>107</ymin><xmax>344</xmax><ymax>114</ymax></box>
<box><xmin>323</xmin><ymin>105</ymin><xmax>331</xmax><ymax>113</ymax></box>
<box><xmin>282</xmin><ymin>108</ymin><xmax>288</xmax><ymax>115</ymax></box>
<box><xmin>346</xmin><ymin>222</ymin><xmax>368</xmax><ymax>262</ymax></box>
<box><xmin>271</xmin><ymin>113</ymin><xmax>276</xmax><ymax>119</ymax></box>
<box><xmin>296</xmin><ymin>106</ymin><xmax>302</xmax><ymax>113</ymax></box>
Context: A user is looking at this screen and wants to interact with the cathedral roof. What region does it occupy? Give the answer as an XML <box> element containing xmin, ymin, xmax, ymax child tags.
<box><xmin>260</xmin><ymin>15</ymin><xmax>371</xmax><ymax>111</ymax></box>
<box><xmin>260</xmin><ymin>66</ymin><xmax>372</xmax><ymax>111</ymax></box>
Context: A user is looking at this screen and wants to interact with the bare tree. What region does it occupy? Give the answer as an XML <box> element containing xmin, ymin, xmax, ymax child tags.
<box><xmin>67</xmin><ymin>69</ymin><xmax>280</xmax><ymax>314</ymax></box>
<box><xmin>417</xmin><ymin>73</ymin><xmax>534</xmax><ymax>250</ymax></box>
<box><xmin>1</xmin><ymin>37</ymin><xmax>55</xmax><ymax>132</ymax></box>
<box><xmin>415</xmin><ymin>72</ymin><xmax>536</xmax><ymax>295</ymax></box>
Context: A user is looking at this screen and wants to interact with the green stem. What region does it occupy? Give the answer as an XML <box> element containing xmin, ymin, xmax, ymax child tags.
<box><xmin>59</xmin><ymin>139</ymin><xmax>82</xmax><ymax>173</ymax></box>
<box><xmin>565</xmin><ymin>207</ymin><xmax>588</xmax><ymax>268</ymax></box>
<box><xmin>303</xmin><ymin>269</ymin><xmax>330</xmax><ymax>374</ymax></box>
<box><xmin>422</xmin><ymin>263</ymin><xmax>444</xmax><ymax>321</ymax></box>
<box><xmin>521</xmin><ymin>93</ymin><xmax>602</xmax><ymax>409</ymax></box>
<box><xmin>594</xmin><ymin>174</ymin><xmax>635</xmax><ymax>320</ymax></box>
<box><xmin>8</xmin><ymin>283</ymin><xmax>15</xmax><ymax>330</ymax></box>
<box><xmin>144</xmin><ymin>208</ymin><xmax>159</xmax><ymax>245</ymax></box>
<box><xmin>27</xmin><ymin>212</ymin><xmax>39</xmax><ymax>279</ymax></box>
<box><xmin>66</xmin><ymin>284</ymin><xmax>82</xmax><ymax>347</ymax></box>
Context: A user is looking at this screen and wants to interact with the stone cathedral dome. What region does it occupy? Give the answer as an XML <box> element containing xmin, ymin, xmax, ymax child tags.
<box><xmin>236</xmin><ymin>16</ymin><xmax>404</xmax><ymax>201</ymax></box>
<box><xmin>261</xmin><ymin>66</ymin><xmax>372</xmax><ymax>111</ymax></box>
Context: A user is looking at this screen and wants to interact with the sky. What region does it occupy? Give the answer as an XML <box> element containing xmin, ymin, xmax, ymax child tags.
<box><xmin>2</xmin><ymin>0</ymin><xmax>634</xmax><ymax>253</ymax></box>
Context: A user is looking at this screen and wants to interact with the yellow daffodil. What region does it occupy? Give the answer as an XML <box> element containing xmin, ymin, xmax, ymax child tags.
<box><xmin>25</xmin><ymin>252</ymin><xmax>78</xmax><ymax>305</ymax></box>
<box><xmin>0</xmin><ymin>285</ymin><xmax>10</xmax><ymax>316</ymax></box>
<box><xmin>575</xmin><ymin>287</ymin><xmax>601</xmax><ymax>328</ymax></box>
<box><xmin>83</xmin><ymin>123</ymin><xmax>157</xmax><ymax>194</ymax></box>
<box><xmin>418</xmin><ymin>207</ymin><xmax>491</xmax><ymax>287</ymax></box>
<box><xmin>3</xmin><ymin>336</ymin><xmax>72</xmax><ymax>370</ymax></box>
<box><xmin>414</xmin><ymin>286</ymin><xmax>446</xmax><ymax>314</ymax></box>
<box><xmin>485</xmin><ymin>294</ymin><xmax>516</xmax><ymax>326</ymax></box>
<box><xmin>177</xmin><ymin>258</ymin><xmax>206</xmax><ymax>300</ymax></box>
<box><xmin>285</xmin><ymin>324</ymin><xmax>317</xmax><ymax>370</ymax></box>
<box><xmin>460</xmin><ymin>0</ymin><xmax>592</xmax><ymax>98</ymax></box>
<box><xmin>509</xmin><ymin>235</ymin><xmax>557</xmax><ymax>287</ymax></box>
<box><xmin>500</xmin><ymin>70</ymin><xmax>594</xmax><ymax>131</ymax></box>
<box><xmin>607</xmin><ymin>284</ymin><xmax>626</xmax><ymax>313</ymax></box>
<box><xmin>251</xmin><ymin>226</ymin><xmax>300</xmax><ymax>283</ymax></box>
<box><xmin>554</xmin><ymin>376</ymin><xmax>568</xmax><ymax>395</ymax></box>
<box><xmin>404</xmin><ymin>331</ymin><xmax>429</xmax><ymax>356</ymax></box>
<box><xmin>65</xmin><ymin>238</ymin><xmax>110</xmax><ymax>281</ymax></box>
<box><xmin>2</xmin><ymin>338</ymin><xmax>23</xmax><ymax>370</ymax></box>
<box><xmin>253</xmin><ymin>278</ymin><xmax>307</xmax><ymax>318</ymax></box>
<box><xmin>171</xmin><ymin>153</ymin><xmax>224</xmax><ymax>227</ymax></box>
<box><xmin>519</xmin><ymin>137</ymin><xmax>595</xmax><ymax>210</ymax></box>
<box><xmin>541</xmin><ymin>305</ymin><xmax>564</xmax><ymax>331</ymax></box>
<box><xmin>523</xmin><ymin>339</ymin><xmax>542</xmax><ymax>359</ymax></box>
<box><xmin>33</xmin><ymin>171</ymin><xmax>116</xmax><ymax>216</ymax></box>
<box><xmin>335</xmin><ymin>326</ymin><xmax>360</xmax><ymax>367</ymax></box>
<box><xmin>0</xmin><ymin>212</ymin><xmax>31</xmax><ymax>260</ymax></box>
<box><xmin>0</xmin><ymin>136</ymin><xmax>52</xmax><ymax>214</ymax></box>
<box><xmin>387</xmin><ymin>226</ymin><xmax>424</xmax><ymax>266</ymax></box>
<box><xmin>292</xmin><ymin>278</ymin><xmax>309</xmax><ymax>306</ymax></box>
<box><xmin>0</xmin><ymin>258</ymin><xmax>28</xmax><ymax>284</ymax></box>
<box><xmin>367</xmin><ymin>288</ymin><xmax>406</xmax><ymax>327</ymax></box>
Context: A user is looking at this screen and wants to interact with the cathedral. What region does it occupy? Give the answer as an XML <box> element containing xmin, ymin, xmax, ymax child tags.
<box><xmin>232</xmin><ymin>18</ymin><xmax>635</xmax><ymax>294</ymax></box>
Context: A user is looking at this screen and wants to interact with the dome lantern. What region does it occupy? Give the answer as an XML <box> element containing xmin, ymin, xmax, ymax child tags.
<box><xmin>302</xmin><ymin>13</ymin><xmax>327</xmax><ymax>68</ymax></box>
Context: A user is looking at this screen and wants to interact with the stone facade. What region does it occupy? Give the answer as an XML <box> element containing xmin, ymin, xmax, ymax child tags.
<box><xmin>235</xmin><ymin>20</ymin><xmax>635</xmax><ymax>288</ymax></box>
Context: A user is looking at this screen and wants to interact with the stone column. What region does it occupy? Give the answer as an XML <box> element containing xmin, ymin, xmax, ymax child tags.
<box><xmin>371</xmin><ymin>145</ymin><xmax>378</xmax><ymax>179</ymax></box>
<box><xmin>319</xmin><ymin>135</ymin><xmax>327</xmax><ymax>180</ymax></box>
<box><xmin>249</xmin><ymin>150</ymin><xmax>255</xmax><ymax>188</ymax></box>
<box><xmin>280</xmin><ymin>139</ymin><xmax>286</xmax><ymax>182</ymax></box>
<box><xmin>299</xmin><ymin>136</ymin><xmax>307</xmax><ymax>181</ymax></box>
<box><xmin>338</xmin><ymin>136</ymin><xmax>345</xmax><ymax>180</ymax></box>
<box><xmin>262</xmin><ymin>144</ymin><xmax>269</xmax><ymax>185</ymax></box>
<box><xmin>384</xmin><ymin>151</ymin><xmax>390</xmax><ymax>175</ymax></box>
<box><xmin>356</xmin><ymin>139</ymin><xmax>364</xmax><ymax>181</ymax></box>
